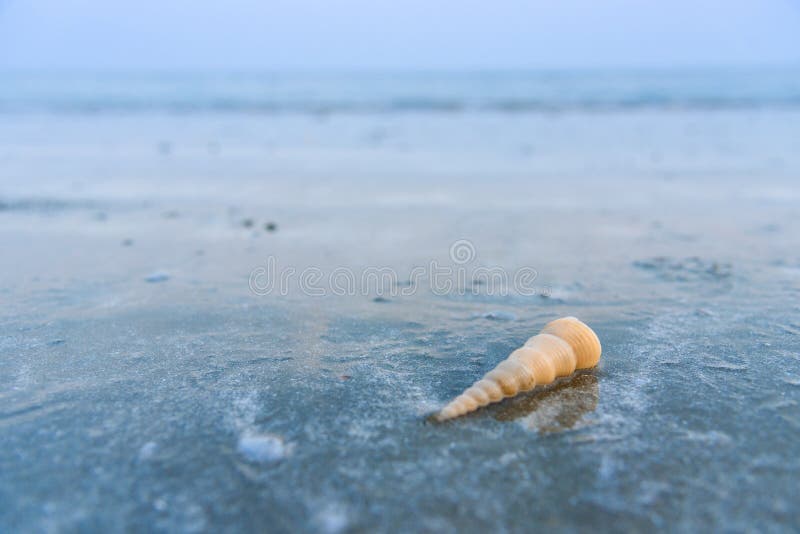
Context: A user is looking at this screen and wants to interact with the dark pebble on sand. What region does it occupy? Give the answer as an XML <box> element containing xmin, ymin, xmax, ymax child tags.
<box><xmin>372</xmin><ymin>296</ymin><xmax>391</xmax><ymax>303</ymax></box>
<box><xmin>264</xmin><ymin>222</ymin><xmax>278</xmax><ymax>232</ymax></box>
<box><xmin>157</xmin><ymin>141</ymin><xmax>172</xmax><ymax>155</ymax></box>
<box><xmin>242</xmin><ymin>218</ymin><xmax>255</xmax><ymax>228</ymax></box>
<box><xmin>480</xmin><ymin>310</ymin><xmax>516</xmax><ymax>321</ymax></box>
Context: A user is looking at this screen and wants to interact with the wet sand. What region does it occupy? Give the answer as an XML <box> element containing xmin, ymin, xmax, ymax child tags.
<box><xmin>2</xmin><ymin>109</ymin><xmax>800</xmax><ymax>531</ymax></box>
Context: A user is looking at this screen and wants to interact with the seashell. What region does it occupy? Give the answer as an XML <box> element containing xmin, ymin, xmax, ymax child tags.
<box><xmin>435</xmin><ymin>316</ymin><xmax>601</xmax><ymax>421</ymax></box>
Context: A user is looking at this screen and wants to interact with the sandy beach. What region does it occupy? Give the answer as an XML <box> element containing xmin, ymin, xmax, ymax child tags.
<box><xmin>2</xmin><ymin>71</ymin><xmax>800</xmax><ymax>531</ymax></box>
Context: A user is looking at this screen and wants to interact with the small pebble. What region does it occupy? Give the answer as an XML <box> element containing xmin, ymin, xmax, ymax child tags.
<box><xmin>314</xmin><ymin>503</ymin><xmax>349</xmax><ymax>534</ymax></box>
<box><xmin>138</xmin><ymin>441</ymin><xmax>157</xmax><ymax>461</ymax></box>
<box><xmin>237</xmin><ymin>433</ymin><xmax>290</xmax><ymax>463</ymax></box>
<box><xmin>264</xmin><ymin>222</ymin><xmax>278</xmax><ymax>232</ymax></box>
<box><xmin>241</xmin><ymin>218</ymin><xmax>254</xmax><ymax>229</ymax></box>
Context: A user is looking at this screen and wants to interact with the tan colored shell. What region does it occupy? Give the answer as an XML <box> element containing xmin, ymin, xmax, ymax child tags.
<box><xmin>435</xmin><ymin>316</ymin><xmax>601</xmax><ymax>421</ymax></box>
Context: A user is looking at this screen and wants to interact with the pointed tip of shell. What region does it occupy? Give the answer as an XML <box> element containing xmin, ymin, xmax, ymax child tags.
<box><xmin>431</xmin><ymin>408</ymin><xmax>456</xmax><ymax>423</ymax></box>
<box><xmin>432</xmin><ymin>412</ymin><xmax>449</xmax><ymax>423</ymax></box>
<box><xmin>434</xmin><ymin>401</ymin><xmax>466</xmax><ymax>422</ymax></box>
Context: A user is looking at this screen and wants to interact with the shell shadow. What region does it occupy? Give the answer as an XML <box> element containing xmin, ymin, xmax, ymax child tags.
<box><xmin>491</xmin><ymin>372</ymin><xmax>599</xmax><ymax>433</ymax></box>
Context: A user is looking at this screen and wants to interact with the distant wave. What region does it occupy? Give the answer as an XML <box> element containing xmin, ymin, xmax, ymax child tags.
<box><xmin>2</xmin><ymin>97</ymin><xmax>800</xmax><ymax>115</ymax></box>
<box><xmin>2</xmin><ymin>70</ymin><xmax>799</xmax><ymax>115</ymax></box>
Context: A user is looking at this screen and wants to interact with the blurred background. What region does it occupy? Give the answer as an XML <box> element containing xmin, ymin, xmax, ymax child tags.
<box><xmin>2</xmin><ymin>2</ymin><xmax>800</xmax><ymax>532</ymax></box>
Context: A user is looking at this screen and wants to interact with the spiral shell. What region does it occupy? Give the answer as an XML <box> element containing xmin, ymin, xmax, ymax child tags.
<box><xmin>435</xmin><ymin>316</ymin><xmax>601</xmax><ymax>421</ymax></box>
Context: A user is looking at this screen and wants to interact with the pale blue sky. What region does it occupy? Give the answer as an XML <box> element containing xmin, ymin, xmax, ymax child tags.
<box><xmin>0</xmin><ymin>0</ymin><xmax>798</xmax><ymax>70</ymax></box>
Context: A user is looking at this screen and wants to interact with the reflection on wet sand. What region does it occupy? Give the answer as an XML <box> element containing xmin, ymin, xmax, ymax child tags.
<box><xmin>492</xmin><ymin>373</ymin><xmax>599</xmax><ymax>433</ymax></box>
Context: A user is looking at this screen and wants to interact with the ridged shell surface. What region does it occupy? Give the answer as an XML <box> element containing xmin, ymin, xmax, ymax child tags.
<box><xmin>435</xmin><ymin>316</ymin><xmax>601</xmax><ymax>421</ymax></box>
